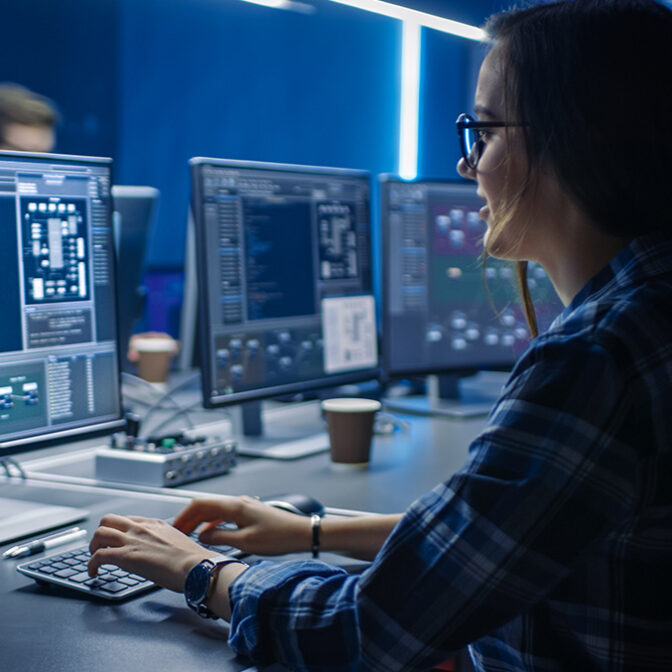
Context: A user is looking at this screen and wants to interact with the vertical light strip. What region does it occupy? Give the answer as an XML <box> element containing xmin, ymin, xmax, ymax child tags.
<box><xmin>398</xmin><ymin>20</ymin><xmax>421</xmax><ymax>180</ymax></box>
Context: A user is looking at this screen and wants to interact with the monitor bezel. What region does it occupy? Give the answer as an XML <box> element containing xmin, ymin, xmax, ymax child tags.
<box><xmin>190</xmin><ymin>157</ymin><xmax>380</xmax><ymax>409</ymax></box>
<box><xmin>0</xmin><ymin>150</ymin><xmax>126</xmax><ymax>457</ymax></box>
<box><xmin>379</xmin><ymin>173</ymin><xmax>519</xmax><ymax>381</ymax></box>
<box><xmin>111</xmin><ymin>185</ymin><xmax>160</xmax><ymax>372</ymax></box>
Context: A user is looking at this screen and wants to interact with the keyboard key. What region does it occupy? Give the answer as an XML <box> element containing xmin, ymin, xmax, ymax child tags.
<box><xmin>99</xmin><ymin>581</ymin><xmax>127</xmax><ymax>593</ymax></box>
<box><xmin>118</xmin><ymin>576</ymin><xmax>140</xmax><ymax>586</ymax></box>
<box><xmin>54</xmin><ymin>568</ymin><xmax>78</xmax><ymax>579</ymax></box>
<box><xmin>69</xmin><ymin>572</ymin><xmax>92</xmax><ymax>583</ymax></box>
<box><xmin>36</xmin><ymin>565</ymin><xmax>58</xmax><ymax>574</ymax></box>
<box><xmin>95</xmin><ymin>573</ymin><xmax>116</xmax><ymax>582</ymax></box>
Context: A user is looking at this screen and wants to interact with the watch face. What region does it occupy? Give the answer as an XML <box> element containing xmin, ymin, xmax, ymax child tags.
<box><xmin>185</xmin><ymin>562</ymin><xmax>211</xmax><ymax>604</ymax></box>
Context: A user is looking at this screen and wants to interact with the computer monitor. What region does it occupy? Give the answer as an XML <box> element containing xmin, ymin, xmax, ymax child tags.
<box><xmin>111</xmin><ymin>185</ymin><xmax>159</xmax><ymax>371</ymax></box>
<box><xmin>190</xmin><ymin>158</ymin><xmax>377</xmax><ymax>458</ymax></box>
<box><xmin>0</xmin><ymin>151</ymin><xmax>125</xmax><ymax>543</ymax></box>
<box><xmin>380</xmin><ymin>176</ymin><xmax>563</xmax><ymax>417</ymax></box>
<box><xmin>0</xmin><ymin>152</ymin><xmax>125</xmax><ymax>456</ymax></box>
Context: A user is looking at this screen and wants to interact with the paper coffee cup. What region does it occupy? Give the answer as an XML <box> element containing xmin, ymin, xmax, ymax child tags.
<box><xmin>131</xmin><ymin>336</ymin><xmax>178</xmax><ymax>383</ymax></box>
<box><xmin>321</xmin><ymin>398</ymin><xmax>381</xmax><ymax>466</ymax></box>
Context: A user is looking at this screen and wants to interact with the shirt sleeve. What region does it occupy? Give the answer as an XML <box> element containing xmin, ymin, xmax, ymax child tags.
<box><xmin>227</xmin><ymin>335</ymin><xmax>638</xmax><ymax>671</ymax></box>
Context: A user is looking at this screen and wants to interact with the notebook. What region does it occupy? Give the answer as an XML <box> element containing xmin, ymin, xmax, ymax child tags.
<box><xmin>0</xmin><ymin>496</ymin><xmax>88</xmax><ymax>546</ymax></box>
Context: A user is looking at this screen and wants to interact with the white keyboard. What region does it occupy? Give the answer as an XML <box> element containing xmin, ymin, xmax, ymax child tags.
<box><xmin>236</xmin><ymin>432</ymin><xmax>329</xmax><ymax>460</ymax></box>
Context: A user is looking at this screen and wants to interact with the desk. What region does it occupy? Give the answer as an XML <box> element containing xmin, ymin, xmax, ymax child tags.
<box><xmin>1</xmin><ymin>408</ymin><xmax>485</xmax><ymax>672</ymax></box>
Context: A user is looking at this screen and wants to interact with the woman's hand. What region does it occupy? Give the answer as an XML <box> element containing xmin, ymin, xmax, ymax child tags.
<box><xmin>88</xmin><ymin>514</ymin><xmax>216</xmax><ymax>592</ymax></box>
<box><xmin>173</xmin><ymin>495</ymin><xmax>312</xmax><ymax>556</ymax></box>
<box><xmin>86</xmin><ymin>496</ymin><xmax>400</xmax><ymax>590</ymax></box>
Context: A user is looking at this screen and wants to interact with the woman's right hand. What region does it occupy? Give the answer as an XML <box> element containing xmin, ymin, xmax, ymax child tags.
<box><xmin>172</xmin><ymin>495</ymin><xmax>313</xmax><ymax>556</ymax></box>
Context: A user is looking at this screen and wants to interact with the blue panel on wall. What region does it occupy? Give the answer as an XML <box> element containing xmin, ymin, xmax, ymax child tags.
<box><xmin>1</xmin><ymin>0</ymin><xmax>118</xmax><ymax>159</ymax></box>
<box><xmin>116</xmin><ymin>0</ymin><xmax>402</xmax><ymax>269</ymax></box>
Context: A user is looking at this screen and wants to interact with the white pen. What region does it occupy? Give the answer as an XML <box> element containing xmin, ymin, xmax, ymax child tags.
<box><xmin>2</xmin><ymin>527</ymin><xmax>88</xmax><ymax>559</ymax></box>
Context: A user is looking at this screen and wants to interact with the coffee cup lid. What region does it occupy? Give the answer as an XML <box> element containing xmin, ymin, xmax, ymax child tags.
<box><xmin>321</xmin><ymin>398</ymin><xmax>381</xmax><ymax>413</ymax></box>
<box><xmin>131</xmin><ymin>337</ymin><xmax>177</xmax><ymax>353</ymax></box>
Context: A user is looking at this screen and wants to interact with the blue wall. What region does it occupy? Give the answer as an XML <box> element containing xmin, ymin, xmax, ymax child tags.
<box><xmin>115</xmin><ymin>0</ymin><xmax>402</xmax><ymax>268</ymax></box>
<box><xmin>1</xmin><ymin>0</ymin><xmax>118</xmax><ymax>158</ymax></box>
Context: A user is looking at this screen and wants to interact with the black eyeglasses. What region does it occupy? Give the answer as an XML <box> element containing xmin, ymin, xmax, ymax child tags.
<box><xmin>456</xmin><ymin>113</ymin><xmax>523</xmax><ymax>170</ymax></box>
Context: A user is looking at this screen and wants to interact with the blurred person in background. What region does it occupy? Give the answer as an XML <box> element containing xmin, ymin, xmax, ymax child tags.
<box><xmin>0</xmin><ymin>82</ymin><xmax>58</xmax><ymax>153</ymax></box>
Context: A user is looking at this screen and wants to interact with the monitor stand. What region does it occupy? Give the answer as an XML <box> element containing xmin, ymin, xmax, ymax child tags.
<box><xmin>383</xmin><ymin>371</ymin><xmax>507</xmax><ymax>419</ymax></box>
<box><xmin>231</xmin><ymin>401</ymin><xmax>329</xmax><ymax>460</ymax></box>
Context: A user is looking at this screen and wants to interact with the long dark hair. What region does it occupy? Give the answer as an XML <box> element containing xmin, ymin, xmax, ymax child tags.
<box><xmin>484</xmin><ymin>0</ymin><xmax>672</xmax><ymax>334</ymax></box>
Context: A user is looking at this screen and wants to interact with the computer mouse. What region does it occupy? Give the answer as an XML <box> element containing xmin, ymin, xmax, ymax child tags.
<box><xmin>262</xmin><ymin>493</ymin><xmax>325</xmax><ymax>517</ymax></box>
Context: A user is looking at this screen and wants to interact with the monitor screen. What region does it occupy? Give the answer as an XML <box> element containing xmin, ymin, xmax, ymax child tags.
<box><xmin>0</xmin><ymin>152</ymin><xmax>125</xmax><ymax>456</ymax></box>
<box><xmin>381</xmin><ymin>176</ymin><xmax>562</xmax><ymax>379</ymax></box>
<box><xmin>111</xmin><ymin>185</ymin><xmax>159</xmax><ymax>370</ymax></box>
<box><xmin>190</xmin><ymin>158</ymin><xmax>378</xmax><ymax>408</ymax></box>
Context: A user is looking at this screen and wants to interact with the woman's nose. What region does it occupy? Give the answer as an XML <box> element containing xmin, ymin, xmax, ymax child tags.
<box><xmin>456</xmin><ymin>156</ymin><xmax>475</xmax><ymax>180</ymax></box>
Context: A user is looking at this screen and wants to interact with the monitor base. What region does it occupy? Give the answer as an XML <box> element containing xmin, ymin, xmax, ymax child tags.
<box><xmin>235</xmin><ymin>432</ymin><xmax>329</xmax><ymax>460</ymax></box>
<box><xmin>232</xmin><ymin>400</ymin><xmax>329</xmax><ymax>460</ymax></box>
<box><xmin>383</xmin><ymin>395</ymin><xmax>493</xmax><ymax>419</ymax></box>
<box><xmin>382</xmin><ymin>371</ymin><xmax>508</xmax><ymax>419</ymax></box>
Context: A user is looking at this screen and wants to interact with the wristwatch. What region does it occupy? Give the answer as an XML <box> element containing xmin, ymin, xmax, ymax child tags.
<box><xmin>184</xmin><ymin>554</ymin><xmax>247</xmax><ymax>618</ymax></box>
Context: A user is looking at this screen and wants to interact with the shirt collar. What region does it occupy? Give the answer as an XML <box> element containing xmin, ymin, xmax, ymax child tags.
<box><xmin>561</xmin><ymin>231</ymin><xmax>672</xmax><ymax>317</ymax></box>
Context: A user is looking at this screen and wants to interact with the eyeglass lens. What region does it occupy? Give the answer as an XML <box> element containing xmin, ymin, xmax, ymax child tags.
<box><xmin>461</xmin><ymin>126</ymin><xmax>482</xmax><ymax>169</ymax></box>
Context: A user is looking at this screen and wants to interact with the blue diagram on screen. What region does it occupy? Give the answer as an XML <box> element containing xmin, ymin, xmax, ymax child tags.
<box><xmin>21</xmin><ymin>197</ymin><xmax>90</xmax><ymax>304</ymax></box>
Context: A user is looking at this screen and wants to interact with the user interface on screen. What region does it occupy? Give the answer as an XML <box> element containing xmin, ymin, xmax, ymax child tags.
<box><xmin>190</xmin><ymin>158</ymin><xmax>377</xmax><ymax>407</ymax></box>
<box><xmin>0</xmin><ymin>152</ymin><xmax>124</xmax><ymax>454</ymax></box>
<box><xmin>382</xmin><ymin>177</ymin><xmax>563</xmax><ymax>377</ymax></box>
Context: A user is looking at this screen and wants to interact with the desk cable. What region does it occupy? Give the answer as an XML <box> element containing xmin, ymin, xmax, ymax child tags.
<box><xmin>0</xmin><ymin>457</ymin><xmax>26</xmax><ymax>479</ymax></box>
<box><xmin>121</xmin><ymin>371</ymin><xmax>200</xmax><ymax>433</ymax></box>
<box><xmin>143</xmin><ymin>399</ymin><xmax>229</xmax><ymax>438</ymax></box>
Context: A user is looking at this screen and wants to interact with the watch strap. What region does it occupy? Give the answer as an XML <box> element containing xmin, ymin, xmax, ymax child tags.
<box><xmin>185</xmin><ymin>554</ymin><xmax>248</xmax><ymax>619</ymax></box>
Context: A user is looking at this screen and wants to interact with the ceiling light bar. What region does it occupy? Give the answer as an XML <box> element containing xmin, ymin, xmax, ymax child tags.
<box><xmin>328</xmin><ymin>0</ymin><xmax>485</xmax><ymax>41</ymax></box>
<box><xmin>239</xmin><ymin>0</ymin><xmax>315</xmax><ymax>13</ymax></box>
<box><xmin>239</xmin><ymin>0</ymin><xmax>287</xmax><ymax>8</ymax></box>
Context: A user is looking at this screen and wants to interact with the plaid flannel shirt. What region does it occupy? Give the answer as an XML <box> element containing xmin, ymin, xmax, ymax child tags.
<box><xmin>228</xmin><ymin>232</ymin><xmax>672</xmax><ymax>671</ymax></box>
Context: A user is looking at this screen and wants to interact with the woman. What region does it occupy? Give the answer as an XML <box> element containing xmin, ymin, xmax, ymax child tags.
<box><xmin>88</xmin><ymin>1</ymin><xmax>672</xmax><ymax>670</ymax></box>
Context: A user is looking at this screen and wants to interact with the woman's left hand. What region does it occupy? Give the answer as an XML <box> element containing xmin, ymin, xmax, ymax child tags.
<box><xmin>87</xmin><ymin>513</ymin><xmax>217</xmax><ymax>593</ymax></box>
